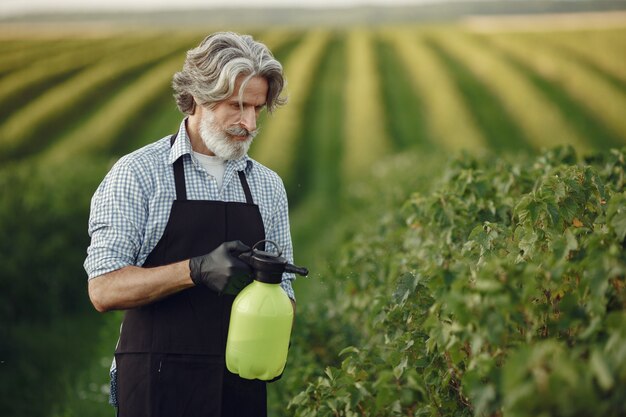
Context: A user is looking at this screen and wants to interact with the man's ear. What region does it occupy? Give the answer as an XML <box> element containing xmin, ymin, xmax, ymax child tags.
<box><xmin>190</xmin><ymin>97</ymin><xmax>198</xmax><ymax>115</ymax></box>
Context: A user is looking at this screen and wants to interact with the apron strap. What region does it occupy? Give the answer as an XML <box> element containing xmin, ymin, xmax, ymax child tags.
<box><xmin>173</xmin><ymin>158</ymin><xmax>187</xmax><ymax>201</ymax></box>
<box><xmin>170</xmin><ymin>133</ymin><xmax>187</xmax><ymax>201</ymax></box>
<box><xmin>238</xmin><ymin>170</ymin><xmax>254</xmax><ymax>205</ymax></box>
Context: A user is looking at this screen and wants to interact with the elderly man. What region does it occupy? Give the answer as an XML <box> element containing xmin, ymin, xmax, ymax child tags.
<box><xmin>84</xmin><ymin>32</ymin><xmax>295</xmax><ymax>417</ymax></box>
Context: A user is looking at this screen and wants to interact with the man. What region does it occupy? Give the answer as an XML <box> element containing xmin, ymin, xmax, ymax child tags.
<box><xmin>84</xmin><ymin>32</ymin><xmax>295</xmax><ymax>417</ymax></box>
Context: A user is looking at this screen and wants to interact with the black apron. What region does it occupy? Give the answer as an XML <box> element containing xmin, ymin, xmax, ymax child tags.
<box><xmin>115</xmin><ymin>134</ymin><xmax>267</xmax><ymax>417</ymax></box>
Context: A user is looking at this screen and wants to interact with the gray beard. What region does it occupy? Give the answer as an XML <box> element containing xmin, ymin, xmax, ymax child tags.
<box><xmin>199</xmin><ymin>111</ymin><xmax>256</xmax><ymax>161</ymax></box>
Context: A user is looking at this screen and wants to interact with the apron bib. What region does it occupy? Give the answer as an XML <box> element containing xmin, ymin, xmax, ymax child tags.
<box><xmin>115</xmin><ymin>134</ymin><xmax>267</xmax><ymax>417</ymax></box>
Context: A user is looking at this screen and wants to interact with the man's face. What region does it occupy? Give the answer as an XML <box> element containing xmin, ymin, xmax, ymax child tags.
<box><xmin>198</xmin><ymin>75</ymin><xmax>268</xmax><ymax>160</ymax></box>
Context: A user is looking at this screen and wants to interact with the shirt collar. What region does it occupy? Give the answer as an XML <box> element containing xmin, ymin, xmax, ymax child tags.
<box><xmin>168</xmin><ymin>118</ymin><xmax>254</xmax><ymax>174</ymax></box>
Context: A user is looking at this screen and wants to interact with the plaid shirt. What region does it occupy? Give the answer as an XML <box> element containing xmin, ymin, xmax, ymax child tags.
<box><xmin>84</xmin><ymin>119</ymin><xmax>295</xmax><ymax>406</ymax></box>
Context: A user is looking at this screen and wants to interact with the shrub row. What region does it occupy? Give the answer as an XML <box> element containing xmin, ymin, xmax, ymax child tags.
<box><xmin>285</xmin><ymin>146</ymin><xmax>625</xmax><ymax>417</ymax></box>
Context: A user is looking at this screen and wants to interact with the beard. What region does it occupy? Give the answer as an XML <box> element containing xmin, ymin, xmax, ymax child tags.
<box><xmin>199</xmin><ymin>110</ymin><xmax>257</xmax><ymax>160</ymax></box>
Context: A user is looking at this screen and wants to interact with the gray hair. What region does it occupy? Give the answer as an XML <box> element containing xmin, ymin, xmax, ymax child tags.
<box><xmin>172</xmin><ymin>32</ymin><xmax>286</xmax><ymax>115</ymax></box>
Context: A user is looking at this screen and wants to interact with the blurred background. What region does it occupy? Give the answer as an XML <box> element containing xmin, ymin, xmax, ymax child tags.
<box><xmin>0</xmin><ymin>0</ymin><xmax>624</xmax><ymax>415</ymax></box>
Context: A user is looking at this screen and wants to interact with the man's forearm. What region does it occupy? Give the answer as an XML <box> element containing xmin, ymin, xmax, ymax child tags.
<box><xmin>88</xmin><ymin>260</ymin><xmax>194</xmax><ymax>312</ymax></box>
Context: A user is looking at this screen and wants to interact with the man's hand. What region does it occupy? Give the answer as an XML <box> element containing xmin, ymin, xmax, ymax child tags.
<box><xmin>189</xmin><ymin>241</ymin><xmax>253</xmax><ymax>295</ymax></box>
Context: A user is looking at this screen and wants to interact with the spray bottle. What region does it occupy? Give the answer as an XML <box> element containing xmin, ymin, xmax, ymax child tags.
<box><xmin>226</xmin><ymin>239</ymin><xmax>308</xmax><ymax>380</ymax></box>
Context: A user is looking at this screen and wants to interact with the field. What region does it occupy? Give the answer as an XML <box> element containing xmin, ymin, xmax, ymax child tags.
<box><xmin>1</xmin><ymin>13</ymin><xmax>625</xmax><ymax>417</ymax></box>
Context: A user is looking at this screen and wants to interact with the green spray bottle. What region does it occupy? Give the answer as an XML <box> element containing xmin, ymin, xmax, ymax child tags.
<box><xmin>226</xmin><ymin>240</ymin><xmax>309</xmax><ymax>380</ymax></box>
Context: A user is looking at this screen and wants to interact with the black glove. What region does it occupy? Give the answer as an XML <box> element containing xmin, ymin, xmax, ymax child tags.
<box><xmin>189</xmin><ymin>241</ymin><xmax>253</xmax><ymax>295</ymax></box>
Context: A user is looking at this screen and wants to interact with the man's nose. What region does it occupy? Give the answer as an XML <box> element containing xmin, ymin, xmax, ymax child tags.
<box><xmin>239</xmin><ymin>107</ymin><xmax>257</xmax><ymax>132</ymax></box>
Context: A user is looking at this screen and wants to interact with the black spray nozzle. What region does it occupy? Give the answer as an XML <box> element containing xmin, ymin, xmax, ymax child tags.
<box><xmin>238</xmin><ymin>240</ymin><xmax>309</xmax><ymax>283</ymax></box>
<box><xmin>285</xmin><ymin>264</ymin><xmax>309</xmax><ymax>276</ymax></box>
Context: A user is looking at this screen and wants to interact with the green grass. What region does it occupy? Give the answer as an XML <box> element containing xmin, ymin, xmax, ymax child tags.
<box><xmin>0</xmin><ymin>39</ymin><xmax>46</xmax><ymax>54</ymax></box>
<box><xmin>286</xmin><ymin>36</ymin><xmax>349</xmax><ymax>363</ymax></box>
<box><xmin>269</xmin><ymin>32</ymin><xmax>306</xmax><ymax>63</ymax></box>
<box><xmin>0</xmin><ymin>38</ymin><xmax>92</xmax><ymax>76</ymax></box>
<box><xmin>343</xmin><ymin>29</ymin><xmax>391</xmax><ymax>179</ymax></box>
<box><xmin>0</xmin><ymin>65</ymin><xmax>87</xmax><ymax>120</ymax></box>
<box><xmin>0</xmin><ymin>36</ymin><xmax>158</xmax><ymax>121</ymax></box>
<box><xmin>532</xmin><ymin>29</ymin><xmax>626</xmax><ymax>84</ymax></box>
<box><xmin>384</xmin><ymin>28</ymin><xmax>487</xmax><ymax>152</ymax></box>
<box><xmin>291</xmin><ymin>34</ymin><xmax>345</xmax><ymax>207</ymax></box>
<box><xmin>374</xmin><ymin>36</ymin><xmax>432</xmax><ymax>151</ymax></box>
<box><xmin>485</xmin><ymin>32</ymin><xmax>626</xmax><ymax>147</ymax></box>
<box><xmin>435</xmin><ymin>31</ymin><xmax>591</xmax><ymax>152</ymax></box>
<box><xmin>287</xmin><ymin>32</ymin><xmax>347</xmax><ymax>311</ymax></box>
<box><xmin>0</xmin><ymin>37</ymin><xmax>194</xmax><ymax>163</ymax></box>
<box><xmin>540</xmin><ymin>39</ymin><xmax>626</xmax><ymax>96</ymax></box>
<box><xmin>1</xmin><ymin>303</ymin><xmax>116</xmax><ymax>417</ymax></box>
<box><xmin>426</xmin><ymin>35</ymin><xmax>533</xmax><ymax>153</ymax></box>
<box><xmin>3</xmin><ymin>62</ymin><xmax>163</xmax><ymax>161</ymax></box>
<box><xmin>50</xmin><ymin>313</ymin><xmax>125</xmax><ymax>417</ymax></box>
<box><xmin>110</xmin><ymin>89</ymin><xmax>182</xmax><ymax>156</ymax></box>
<box><xmin>40</xmin><ymin>54</ymin><xmax>186</xmax><ymax>163</ymax></box>
<box><xmin>481</xmin><ymin>35</ymin><xmax>625</xmax><ymax>151</ymax></box>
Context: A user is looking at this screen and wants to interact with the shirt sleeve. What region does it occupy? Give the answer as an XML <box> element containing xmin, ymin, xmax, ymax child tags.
<box><xmin>84</xmin><ymin>158</ymin><xmax>150</xmax><ymax>279</ymax></box>
<box><xmin>266</xmin><ymin>177</ymin><xmax>296</xmax><ymax>302</ymax></box>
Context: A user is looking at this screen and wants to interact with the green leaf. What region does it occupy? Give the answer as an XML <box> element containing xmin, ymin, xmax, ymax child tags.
<box><xmin>607</xmin><ymin>193</ymin><xmax>626</xmax><ymax>241</ymax></box>
<box><xmin>393</xmin><ymin>356</ymin><xmax>408</xmax><ymax>379</ymax></box>
<box><xmin>392</xmin><ymin>272</ymin><xmax>417</xmax><ymax>303</ymax></box>
<box><xmin>339</xmin><ymin>346</ymin><xmax>360</xmax><ymax>357</ymax></box>
<box><xmin>471</xmin><ymin>383</ymin><xmax>497</xmax><ymax>416</ymax></box>
<box><xmin>475</xmin><ymin>278</ymin><xmax>502</xmax><ymax>292</ymax></box>
<box><xmin>590</xmin><ymin>350</ymin><xmax>614</xmax><ymax>391</ymax></box>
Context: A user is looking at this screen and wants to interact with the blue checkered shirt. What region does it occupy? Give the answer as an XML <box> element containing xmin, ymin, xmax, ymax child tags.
<box><xmin>84</xmin><ymin>119</ymin><xmax>295</xmax><ymax>406</ymax></box>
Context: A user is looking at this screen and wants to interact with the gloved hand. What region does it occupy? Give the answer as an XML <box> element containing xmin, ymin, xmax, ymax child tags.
<box><xmin>189</xmin><ymin>241</ymin><xmax>253</xmax><ymax>295</ymax></box>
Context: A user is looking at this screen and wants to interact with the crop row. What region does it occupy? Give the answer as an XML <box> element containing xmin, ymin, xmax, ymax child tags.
<box><xmin>384</xmin><ymin>28</ymin><xmax>486</xmax><ymax>151</ymax></box>
<box><xmin>1</xmin><ymin>26</ymin><xmax>624</xmax><ymax>183</ymax></box>
<box><xmin>485</xmin><ymin>31</ymin><xmax>626</xmax><ymax>147</ymax></box>
<box><xmin>343</xmin><ymin>29</ymin><xmax>390</xmax><ymax>180</ymax></box>
<box><xmin>0</xmin><ymin>33</ymin><xmax>199</xmax><ymax>163</ymax></box>
<box><xmin>434</xmin><ymin>30</ymin><xmax>590</xmax><ymax>151</ymax></box>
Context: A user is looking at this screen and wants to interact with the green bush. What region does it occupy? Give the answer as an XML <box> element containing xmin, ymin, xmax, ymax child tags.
<box><xmin>0</xmin><ymin>158</ymin><xmax>110</xmax><ymax>322</ymax></box>
<box><xmin>286</xmin><ymin>147</ymin><xmax>626</xmax><ymax>417</ymax></box>
<box><xmin>0</xmin><ymin>157</ymin><xmax>112</xmax><ymax>417</ymax></box>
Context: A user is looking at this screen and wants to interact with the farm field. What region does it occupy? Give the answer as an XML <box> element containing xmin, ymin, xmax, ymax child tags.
<box><xmin>1</xmin><ymin>16</ymin><xmax>625</xmax><ymax>416</ymax></box>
